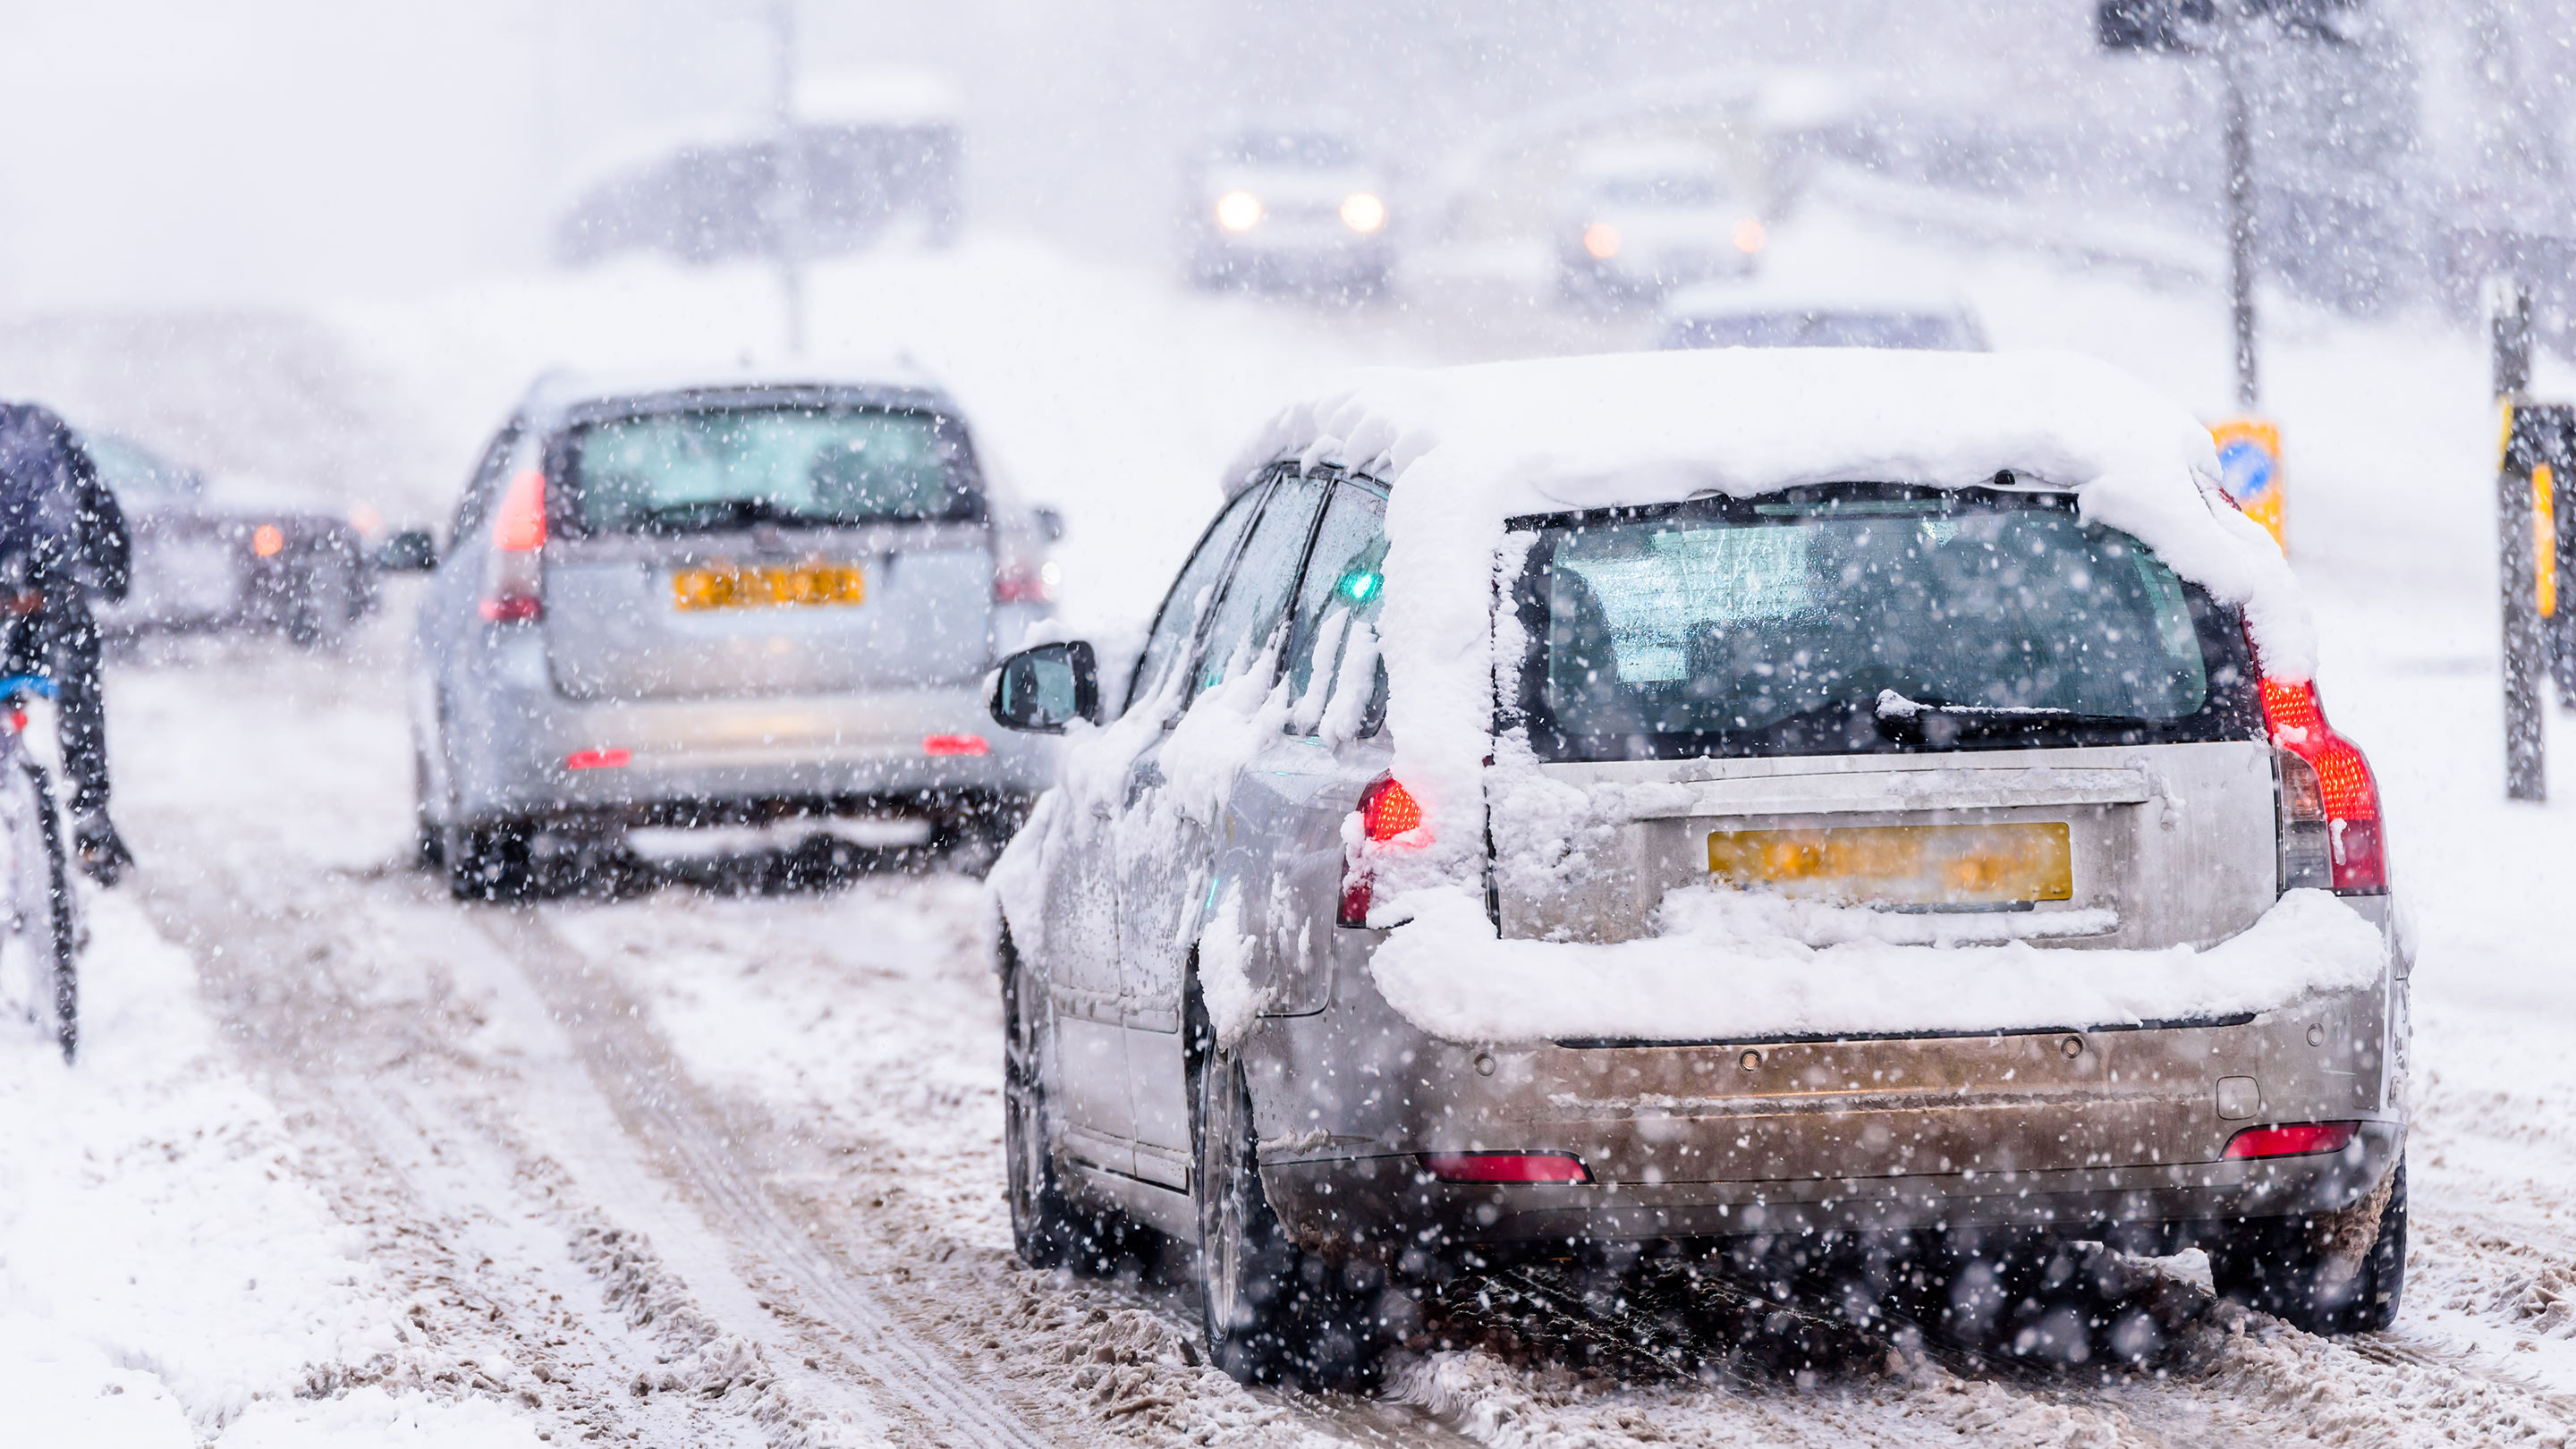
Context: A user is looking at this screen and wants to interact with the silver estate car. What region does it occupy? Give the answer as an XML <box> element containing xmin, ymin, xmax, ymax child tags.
<box><xmin>412</xmin><ymin>368</ymin><xmax>1054</xmax><ymax>898</ymax></box>
<box><xmin>987</xmin><ymin>444</ymin><xmax>2406</xmax><ymax>1384</ymax></box>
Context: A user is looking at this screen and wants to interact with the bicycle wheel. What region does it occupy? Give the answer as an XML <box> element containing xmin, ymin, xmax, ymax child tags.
<box><xmin>19</xmin><ymin>761</ymin><xmax>74</xmax><ymax>1062</ymax></box>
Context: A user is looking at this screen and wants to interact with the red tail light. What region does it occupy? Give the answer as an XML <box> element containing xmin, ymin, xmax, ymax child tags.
<box><xmin>2223</xmin><ymin>1121</ymin><xmax>2358</xmax><ymax>1160</ymax></box>
<box><xmin>480</xmin><ymin>468</ymin><xmax>547</xmax><ymax>623</ymax></box>
<box><xmin>1419</xmin><ymin>1152</ymin><xmax>1590</xmax><ymax>1184</ymax></box>
<box><xmin>923</xmin><ymin>733</ymin><xmax>990</xmax><ymax>756</ymax></box>
<box><xmin>1339</xmin><ymin>777</ymin><xmax>1424</xmax><ymax>927</ymax></box>
<box><xmin>564</xmin><ymin>748</ymin><xmax>630</xmax><ymax>770</ymax></box>
<box><xmin>2258</xmin><ymin>678</ymin><xmax>2384</xmax><ymax>893</ymax></box>
<box><xmin>993</xmin><ymin>558</ymin><xmax>1057</xmax><ymax>605</ymax></box>
<box><xmin>1360</xmin><ymin>777</ymin><xmax>1422</xmax><ymax>842</ymax></box>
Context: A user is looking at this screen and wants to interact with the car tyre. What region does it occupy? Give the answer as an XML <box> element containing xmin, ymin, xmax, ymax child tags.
<box><xmin>444</xmin><ymin>818</ymin><xmax>535</xmax><ymax>902</ymax></box>
<box><xmin>1000</xmin><ymin>932</ymin><xmax>1118</xmax><ymax>1273</ymax></box>
<box><xmin>2208</xmin><ymin>1157</ymin><xmax>2407</xmax><ymax>1334</ymax></box>
<box><xmin>412</xmin><ymin>752</ymin><xmax>444</xmax><ymax>869</ymax></box>
<box><xmin>1187</xmin><ymin>987</ymin><xmax>1385</xmax><ymax>1388</ymax></box>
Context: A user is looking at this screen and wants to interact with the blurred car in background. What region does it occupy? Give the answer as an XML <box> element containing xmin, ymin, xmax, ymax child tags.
<box><xmin>556</xmin><ymin>70</ymin><xmax>962</xmax><ymax>267</ymax></box>
<box><xmin>1556</xmin><ymin>143</ymin><xmax>1766</xmax><ymax>303</ymax></box>
<box><xmin>1184</xmin><ymin>123</ymin><xmax>1393</xmax><ymax>296</ymax></box>
<box><xmin>1657</xmin><ymin>283</ymin><xmax>1989</xmax><ymax>352</ymax></box>
<box><xmin>80</xmin><ymin>432</ymin><xmax>372</xmax><ymax>647</ymax></box>
<box><xmin>411</xmin><ymin>365</ymin><xmax>1059</xmax><ymax>899</ymax></box>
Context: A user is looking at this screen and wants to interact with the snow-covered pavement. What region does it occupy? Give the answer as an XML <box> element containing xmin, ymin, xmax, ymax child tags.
<box><xmin>5</xmin><ymin>203</ymin><xmax>2576</xmax><ymax>1445</ymax></box>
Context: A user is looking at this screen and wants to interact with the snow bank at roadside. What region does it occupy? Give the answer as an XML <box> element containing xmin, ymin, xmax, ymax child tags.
<box><xmin>1368</xmin><ymin>886</ymin><xmax>2383</xmax><ymax>1045</ymax></box>
<box><xmin>0</xmin><ymin>894</ymin><xmax>543</xmax><ymax>1447</ymax></box>
<box><xmin>1229</xmin><ymin>348</ymin><xmax>2310</xmax><ymax>866</ymax></box>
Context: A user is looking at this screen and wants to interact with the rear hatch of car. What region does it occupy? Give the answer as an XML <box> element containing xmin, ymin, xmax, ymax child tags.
<box><xmin>1493</xmin><ymin>483</ymin><xmax>2278</xmax><ymax>955</ymax></box>
<box><xmin>538</xmin><ymin>390</ymin><xmax>995</xmax><ymax>702</ymax></box>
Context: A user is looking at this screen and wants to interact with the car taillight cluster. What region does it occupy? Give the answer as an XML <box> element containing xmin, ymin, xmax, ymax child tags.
<box><xmin>1337</xmin><ymin>776</ymin><xmax>1422</xmax><ymax>927</ymax></box>
<box><xmin>2259</xmin><ymin>677</ymin><xmax>2385</xmax><ymax>894</ymax></box>
<box><xmin>992</xmin><ymin>558</ymin><xmax>1058</xmax><ymax>605</ymax></box>
<box><xmin>479</xmin><ymin>468</ymin><xmax>547</xmax><ymax>624</ymax></box>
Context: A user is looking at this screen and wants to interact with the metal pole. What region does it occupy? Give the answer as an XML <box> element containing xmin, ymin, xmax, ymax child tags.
<box><xmin>2495</xmin><ymin>277</ymin><xmax>2546</xmax><ymax>801</ymax></box>
<box><xmin>771</xmin><ymin>0</ymin><xmax>807</xmax><ymax>356</ymax></box>
<box><xmin>2220</xmin><ymin>17</ymin><xmax>2259</xmax><ymax>411</ymax></box>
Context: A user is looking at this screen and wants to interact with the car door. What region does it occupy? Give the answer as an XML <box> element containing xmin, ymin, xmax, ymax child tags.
<box><xmin>1117</xmin><ymin>472</ymin><xmax>1329</xmax><ymax>1182</ymax></box>
<box><xmin>1038</xmin><ymin>478</ymin><xmax>1270</xmax><ymax>1174</ymax></box>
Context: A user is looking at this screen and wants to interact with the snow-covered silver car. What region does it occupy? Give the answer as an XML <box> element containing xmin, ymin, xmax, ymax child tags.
<box><xmin>412</xmin><ymin>367</ymin><xmax>1054</xmax><ymax>898</ymax></box>
<box><xmin>987</xmin><ymin>349</ymin><xmax>2408</xmax><ymax>1385</ymax></box>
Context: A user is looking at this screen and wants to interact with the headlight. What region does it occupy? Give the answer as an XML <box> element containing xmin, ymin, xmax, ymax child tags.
<box><xmin>1214</xmin><ymin>191</ymin><xmax>1264</xmax><ymax>232</ymax></box>
<box><xmin>1339</xmin><ymin>192</ymin><xmax>1387</xmax><ymax>234</ymax></box>
<box><xmin>1581</xmin><ymin>224</ymin><xmax>1621</xmax><ymax>260</ymax></box>
<box><xmin>1733</xmin><ymin>217</ymin><xmax>1769</xmax><ymax>254</ymax></box>
<box><xmin>251</xmin><ymin>524</ymin><xmax>285</xmax><ymax>558</ymax></box>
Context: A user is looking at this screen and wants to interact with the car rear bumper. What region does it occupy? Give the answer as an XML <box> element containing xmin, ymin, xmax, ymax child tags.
<box><xmin>451</xmin><ymin>659</ymin><xmax>1050</xmax><ymax>826</ymax></box>
<box><xmin>1245</xmin><ymin>950</ymin><xmax>2406</xmax><ymax>1258</ymax></box>
<box><xmin>1259</xmin><ymin>1121</ymin><xmax>2402</xmax><ymax>1258</ymax></box>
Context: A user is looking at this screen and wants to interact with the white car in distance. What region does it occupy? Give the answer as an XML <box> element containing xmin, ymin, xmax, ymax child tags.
<box><xmin>1185</xmin><ymin>125</ymin><xmax>1393</xmax><ymax>298</ymax></box>
<box><xmin>1557</xmin><ymin>143</ymin><xmax>1765</xmax><ymax>304</ymax></box>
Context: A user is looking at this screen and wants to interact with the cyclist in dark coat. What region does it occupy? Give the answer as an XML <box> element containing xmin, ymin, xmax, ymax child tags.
<box><xmin>0</xmin><ymin>402</ymin><xmax>131</xmax><ymax>886</ymax></box>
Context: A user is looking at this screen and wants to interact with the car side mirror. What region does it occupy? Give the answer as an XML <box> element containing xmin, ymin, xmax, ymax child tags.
<box><xmin>372</xmin><ymin>528</ymin><xmax>438</xmax><ymax>572</ymax></box>
<box><xmin>1031</xmin><ymin>506</ymin><xmax>1066</xmax><ymax>544</ymax></box>
<box><xmin>990</xmin><ymin>640</ymin><xmax>1098</xmax><ymax>733</ymax></box>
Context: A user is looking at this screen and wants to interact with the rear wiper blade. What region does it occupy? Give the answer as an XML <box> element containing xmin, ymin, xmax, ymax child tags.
<box><xmin>1874</xmin><ymin>689</ymin><xmax>2076</xmax><ymax>721</ymax></box>
<box><xmin>639</xmin><ymin>497</ymin><xmax>835</xmax><ymax>530</ymax></box>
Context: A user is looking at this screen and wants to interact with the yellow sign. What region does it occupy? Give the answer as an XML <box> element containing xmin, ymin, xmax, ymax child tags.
<box><xmin>1706</xmin><ymin>823</ymin><xmax>2074</xmax><ymax>906</ymax></box>
<box><xmin>2539</xmin><ymin>463</ymin><xmax>2559</xmax><ymax>620</ymax></box>
<box><xmin>2210</xmin><ymin>418</ymin><xmax>2285</xmax><ymax>552</ymax></box>
<box><xmin>671</xmin><ymin>561</ymin><xmax>867</xmax><ymax>612</ymax></box>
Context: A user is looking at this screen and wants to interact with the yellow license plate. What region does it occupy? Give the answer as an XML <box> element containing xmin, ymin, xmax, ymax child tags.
<box><xmin>671</xmin><ymin>562</ymin><xmax>866</xmax><ymax>611</ymax></box>
<box><xmin>1707</xmin><ymin>823</ymin><xmax>2072</xmax><ymax>905</ymax></box>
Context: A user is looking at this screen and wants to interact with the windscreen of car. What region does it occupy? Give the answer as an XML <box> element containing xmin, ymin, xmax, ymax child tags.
<box><xmin>1224</xmin><ymin>131</ymin><xmax>1357</xmax><ymax>168</ymax></box>
<box><xmin>1507</xmin><ymin>486</ymin><xmax>2258</xmax><ymax>762</ymax></box>
<box><xmin>1665</xmin><ymin>311</ymin><xmax>1978</xmax><ymax>352</ymax></box>
<box><xmin>562</xmin><ymin>405</ymin><xmax>979</xmax><ymax>534</ymax></box>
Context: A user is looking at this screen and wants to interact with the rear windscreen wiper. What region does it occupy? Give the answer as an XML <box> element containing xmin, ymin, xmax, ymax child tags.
<box><xmin>1873</xmin><ymin>689</ymin><xmax>2144</xmax><ymax>741</ymax></box>
<box><xmin>638</xmin><ymin>497</ymin><xmax>835</xmax><ymax>531</ymax></box>
<box><xmin>1874</xmin><ymin>689</ymin><xmax>2076</xmax><ymax>722</ymax></box>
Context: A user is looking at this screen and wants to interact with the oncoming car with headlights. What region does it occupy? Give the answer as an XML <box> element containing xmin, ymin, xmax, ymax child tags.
<box><xmin>986</xmin><ymin>349</ymin><xmax>2408</xmax><ymax>1386</ymax></box>
<box><xmin>1184</xmin><ymin>123</ymin><xmax>1393</xmax><ymax>297</ymax></box>
<box><xmin>412</xmin><ymin>366</ymin><xmax>1056</xmax><ymax>898</ymax></box>
<box><xmin>1557</xmin><ymin>143</ymin><xmax>1765</xmax><ymax>303</ymax></box>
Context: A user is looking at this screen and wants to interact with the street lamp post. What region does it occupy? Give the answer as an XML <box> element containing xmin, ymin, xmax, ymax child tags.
<box><xmin>770</xmin><ymin>0</ymin><xmax>807</xmax><ymax>356</ymax></box>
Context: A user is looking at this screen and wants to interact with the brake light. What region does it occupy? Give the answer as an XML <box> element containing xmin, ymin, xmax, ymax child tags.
<box><xmin>2223</xmin><ymin>1121</ymin><xmax>2358</xmax><ymax>1160</ymax></box>
<box><xmin>923</xmin><ymin>734</ymin><xmax>989</xmax><ymax>756</ymax></box>
<box><xmin>480</xmin><ymin>468</ymin><xmax>547</xmax><ymax>623</ymax></box>
<box><xmin>1339</xmin><ymin>777</ymin><xmax>1425</xmax><ymax>927</ymax></box>
<box><xmin>1360</xmin><ymin>778</ymin><xmax>1421</xmax><ymax>842</ymax></box>
<box><xmin>2259</xmin><ymin>678</ymin><xmax>2385</xmax><ymax>894</ymax></box>
<box><xmin>1419</xmin><ymin>1152</ymin><xmax>1590</xmax><ymax>1184</ymax></box>
<box><xmin>564</xmin><ymin>748</ymin><xmax>630</xmax><ymax>770</ymax></box>
<box><xmin>993</xmin><ymin>558</ymin><xmax>1059</xmax><ymax>605</ymax></box>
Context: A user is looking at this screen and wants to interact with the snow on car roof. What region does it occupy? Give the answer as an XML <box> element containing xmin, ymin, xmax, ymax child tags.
<box><xmin>517</xmin><ymin>358</ymin><xmax>951</xmax><ymax>425</ymax></box>
<box><xmin>1228</xmin><ymin>347</ymin><xmax>2311</xmax><ymax>856</ymax></box>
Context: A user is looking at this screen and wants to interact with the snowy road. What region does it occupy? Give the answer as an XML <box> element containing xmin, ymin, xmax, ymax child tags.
<box><xmin>8</xmin><ymin>207</ymin><xmax>2576</xmax><ymax>1444</ymax></box>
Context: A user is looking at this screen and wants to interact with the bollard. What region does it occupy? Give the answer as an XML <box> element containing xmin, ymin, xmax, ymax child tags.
<box><xmin>2498</xmin><ymin>402</ymin><xmax>2560</xmax><ymax>801</ymax></box>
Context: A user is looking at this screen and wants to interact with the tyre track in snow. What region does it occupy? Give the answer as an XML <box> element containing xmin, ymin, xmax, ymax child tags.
<box><xmin>476</xmin><ymin>905</ymin><xmax>1067</xmax><ymax>1449</ymax></box>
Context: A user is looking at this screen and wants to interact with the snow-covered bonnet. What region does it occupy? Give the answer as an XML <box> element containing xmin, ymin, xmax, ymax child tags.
<box><xmin>1226</xmin><ymin>347</ymin><xmax>2312</xmax><ymax>868</ymax></box>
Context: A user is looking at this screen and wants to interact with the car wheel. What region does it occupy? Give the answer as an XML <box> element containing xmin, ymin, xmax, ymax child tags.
<box><xmin>444</xmin><ymin>818</ymin><xmax>535</xmax><ymax>902</ymax></box>
<box><xmin>2208</xmin><ymin>1157</ymin><xmax>2407</xmax><ymax>1334</ymax></box>
<box><xmin>1187</xmin><ymin>987</ymin><xmax>1385</xmax><ymax>1387</ymax></box>
<box><xmin>999</xmin><ymin>932</ymin><xmax>1116</xmax><ymax>1272</ymax></box>
<box><xmin>412</xmin><ymin>752</ymin><xmax>444</xmax><ymax>869</ymax></box>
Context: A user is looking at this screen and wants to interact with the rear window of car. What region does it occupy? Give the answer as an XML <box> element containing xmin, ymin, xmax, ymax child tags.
<box><xmin>560</xmin><ymin>405</ymin><xmax>979</xmax><ymax>535</ymax></box>
<box><xmin>1505</xmin><ymin>485</ymin><xmax>2260</xmax><ymax>762</ymax></box>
